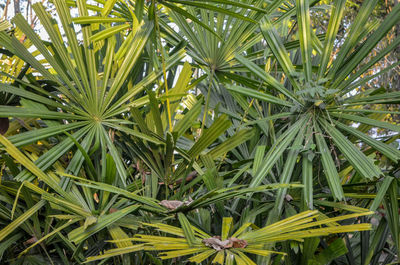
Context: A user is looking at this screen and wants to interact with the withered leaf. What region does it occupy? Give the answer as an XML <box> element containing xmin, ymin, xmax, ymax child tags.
<box><xmin>159</xmin><ymin>200</ymin><xmax>184</xmax><ymax>210</ymax></box>
<box><xmin>159</xmin><ymin>198</ymin><xmax>193</xmax><ymax>210</ymax></box>
<box><xmin>202</xmin><ymin>236</ymin><xmax>248</xmax><ymax>251</ymax></box>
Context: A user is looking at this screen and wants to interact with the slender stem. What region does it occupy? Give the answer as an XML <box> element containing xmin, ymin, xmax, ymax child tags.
<box><xmin>217</xmin><ymin>97</ymin><xmax>255</xmax><ymax>172</ymax></box>
<box><xmin>200</xmin><ymin>68</ymin><xmax>215</xmax><ymax>137</ymax></box>
<box><xmin>155</xmin><ymin>10</ymin><xmax>173</xmax><ymax>133</ymax></box>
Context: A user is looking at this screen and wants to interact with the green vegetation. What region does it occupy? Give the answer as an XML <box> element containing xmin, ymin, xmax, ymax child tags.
<box><xmin>0</xmin><ymin>0</ymin><xmax>399</xmax><ymax>264</ymax></box>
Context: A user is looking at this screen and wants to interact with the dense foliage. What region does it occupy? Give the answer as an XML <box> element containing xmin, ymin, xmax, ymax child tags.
<box><xmin>0</xmin><ymin>0</ymin><xmax>399</xmax><ymax>264</ymax></box>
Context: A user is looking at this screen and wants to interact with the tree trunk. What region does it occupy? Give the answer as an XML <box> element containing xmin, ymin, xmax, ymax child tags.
<box><xmin>14</xmin><ymin>0</ymin><xmax>21</xmax><ymax>15</ymax></box>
